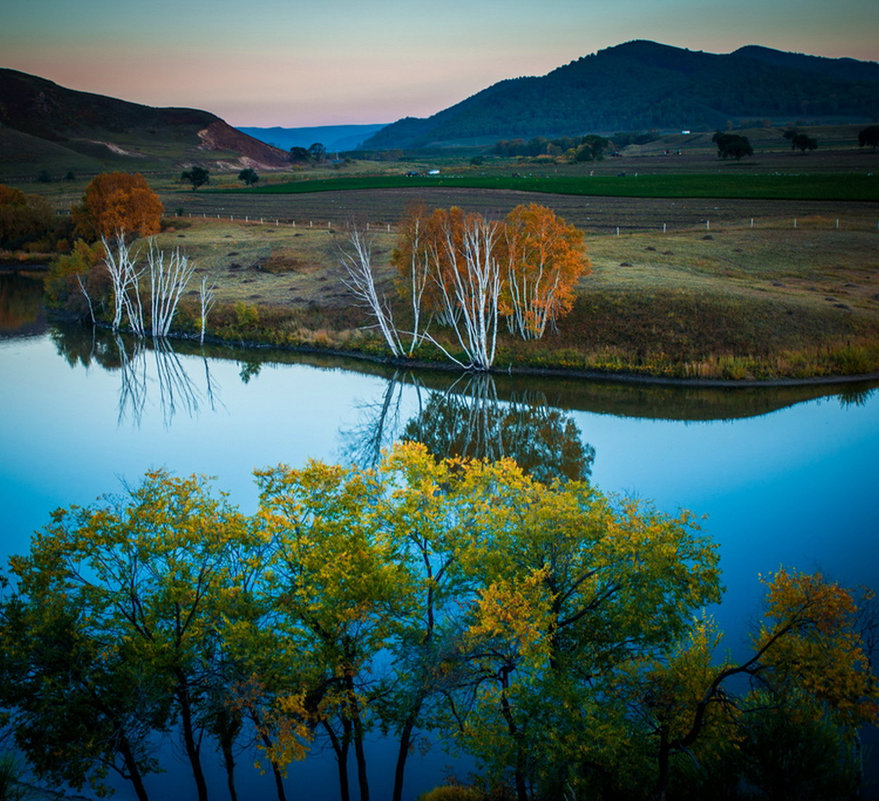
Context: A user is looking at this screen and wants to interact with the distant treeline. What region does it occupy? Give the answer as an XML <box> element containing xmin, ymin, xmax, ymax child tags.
<box><xmin>490</xmin><ymin>132</ymin><xmax>661</xmax><ymax>159</ymax></box>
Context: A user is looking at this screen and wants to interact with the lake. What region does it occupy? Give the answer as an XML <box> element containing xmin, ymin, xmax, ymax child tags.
<box><xmin>2</xmin><ymin>271</ymin><xmax>878</xmax><ymax>800</ymax></box>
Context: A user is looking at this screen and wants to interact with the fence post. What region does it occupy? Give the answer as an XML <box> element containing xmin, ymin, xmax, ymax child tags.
<box><xmin>706</xmin><ymin>220</ymin><xmax>710</xmax><ymax>231</ymax></box>
<box><xmin>750</xmin><ymin>218</ymin><xmax>754</xmax><ymax>228</ymax></box>
<box><xmin>835</xmin><ymin>219</ymin><xmax>839</xmax><ymax>229</ymax></box>
<box><xmin>662</xmin><ymin>223</ymin><xmax>666</xmax><ymax>233</ymax></box>
<box><xmin>615</xmin><ymin>226</ymin><xmax>620</xmax><ymax>237</ymax></box>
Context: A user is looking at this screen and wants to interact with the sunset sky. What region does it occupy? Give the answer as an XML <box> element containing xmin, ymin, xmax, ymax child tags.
<box><xmin>3</xmin><ymin>0</ymin><xmax>877</xmax><ymax>127</ymax></box>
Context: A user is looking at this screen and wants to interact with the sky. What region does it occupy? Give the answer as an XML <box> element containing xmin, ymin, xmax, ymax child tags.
<box><xmin>2</xmin><ymin>0</ymin><xmax>878</xmax><ymax>127</ymax></box>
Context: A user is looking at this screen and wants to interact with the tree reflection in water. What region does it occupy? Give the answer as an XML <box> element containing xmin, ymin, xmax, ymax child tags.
<box><xmin>344</xmin><ymin>371</ymin><xmax>594</xmax><ymax>483</ymax></box>
<box><xmin>51</xmin><ymin>324</ymin><xmax>222</xmax><ymax>427</ymax></box>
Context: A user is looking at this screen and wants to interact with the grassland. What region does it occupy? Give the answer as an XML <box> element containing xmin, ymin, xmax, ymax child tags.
<box><xmin>146</xmin><ymin>209</ymin><xmax>879</xmax><ymax>382</ymax></box>
<box><xmin>10</xmin><ymin>129</ymin><xmax>879</xmax><ymax>382</ymax></box>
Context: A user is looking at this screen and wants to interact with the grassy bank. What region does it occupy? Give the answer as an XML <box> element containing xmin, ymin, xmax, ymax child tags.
<box><xmin>145</xmin><ymin>214</ymin><xmax>879</xmax><ymax>381</ymax></box>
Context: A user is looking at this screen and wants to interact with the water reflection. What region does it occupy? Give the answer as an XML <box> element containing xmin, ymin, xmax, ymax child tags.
<box><xmin>51</xmin><ymin>324</ymin><xmax>223</xmax><ymax>427</ymax></box>
<box><xmin>343</xmin><ymin>371</ymin><xmax>595</xmax><ymax>483</ymax></box>
<box><xmin>0</xmin><ymin>271</ymin><xmax>47</xmax><ymax>335</ymax></box>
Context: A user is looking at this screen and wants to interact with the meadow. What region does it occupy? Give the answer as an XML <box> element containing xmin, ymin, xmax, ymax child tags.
<box><xmin>13</xmin><ymin>126</ymin><xmax>879</xmax><ymax>381</ymax></box>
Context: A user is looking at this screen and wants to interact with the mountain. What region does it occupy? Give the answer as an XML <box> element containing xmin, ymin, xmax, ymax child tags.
<box><xmin>237</xmin><ymin>124</ymin><xmax>387</xmax><ymax>153</ymax></box>
<box><xmin>362</xmin><ymin>40</ymin><xmax>879</xmax><ymax>149</ymax></box>
<box><xmin>0</xmin><ymin>68</ymin><xmax>290</xmax><ymax>178</ymax></box>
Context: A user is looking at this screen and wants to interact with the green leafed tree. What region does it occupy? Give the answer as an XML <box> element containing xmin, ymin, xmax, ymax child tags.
<box><xmin>858</xmin><ymin>125</ymin><xmax>879</xmax><ymax>151</ymax></box>
<box><xmin>238</xmin><ymin>167</ymin><xmax>259</xmax><ymax>186</ymax></box>
<box><xmin>181</xmin><ymin>165</ymin><xmax>210</xmax><ymax>191</ymax></box>
<box><xmin>713</xmin><ymin>132</ymin><xmax>753</xmax><ymax>160</ymax></box>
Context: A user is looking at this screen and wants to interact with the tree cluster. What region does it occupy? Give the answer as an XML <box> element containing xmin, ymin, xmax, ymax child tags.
<box><xmin>0</xmin><ymin>183</ymin><xmax>66</xmax><ymax>252</ymax></box>
<box><xmin>489</xmin><ymin>135</ymin><xmax>609</xmax><ymax>162</ymax></box>
<box><xmin>343</xmin><ymin>204</ymin><xmax>589</xmax><ymax>370</ymax></box>
<box><xmin>289</xmin><ymin>142</ymin><xmax>328</xmax><ymax>163</ymax></box>
<box><xmin>1</xmin><ymin>444</ymin><xmax>875</xmax><ymax>801</ymax></box>
<box><xmin>783</xmin><ymin>129</ymin><xmax>818</xmax><ymax>153</ymax></box>
<box><xmin>713</xmin><ymin>132</ymin><xmax>754</xmax><ymax>160</ymax></box>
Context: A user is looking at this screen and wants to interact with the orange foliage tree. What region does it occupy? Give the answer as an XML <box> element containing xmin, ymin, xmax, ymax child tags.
<box><xmin>72</xmin><ymin>172</ymin><xmax>163</xmax><ymax>239</ymax></box>
<box><xmin>392</xmin><ymin>203</ymin><xmax>588</xmax><ymax>366</ymax></box>
<box><xmin>500</xmin><ymin>203</ymin><xmax>589</xmax><ymax>340</ymax></box>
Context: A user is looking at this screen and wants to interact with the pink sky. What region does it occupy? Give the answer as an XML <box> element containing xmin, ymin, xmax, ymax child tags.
<box><xmin>3</xmin><ymin>0</ymin><xmax>877</xmax><ymax>126</ymax></box>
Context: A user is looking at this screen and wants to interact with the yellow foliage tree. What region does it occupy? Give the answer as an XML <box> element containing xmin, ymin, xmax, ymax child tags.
<box><xmin>72</xmin><ymin>172</ymin><xmax>163</xmax><ymax>239</ymax></box>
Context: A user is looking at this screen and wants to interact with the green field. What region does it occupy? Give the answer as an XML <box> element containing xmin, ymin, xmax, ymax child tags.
<box><xmin>245</xmin><ymin>172</ymin><xmax>879</xmax><ymax>202</ymax></box>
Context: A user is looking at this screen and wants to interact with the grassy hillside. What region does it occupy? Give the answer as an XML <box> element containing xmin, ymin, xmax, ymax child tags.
<box><xmin>363</xmin><ymin>40</ymin><xmax>879</xmax><ymax>149</ymax></box>
<box><xmin>0</xmin><ymin>68</ymin><xmax>291</xmax><ymax>181</ymax></box>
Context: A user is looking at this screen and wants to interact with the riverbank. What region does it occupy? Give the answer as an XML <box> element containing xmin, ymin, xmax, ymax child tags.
<box><xmin>21</xmin><ymin>191</ymin><xmax>879</xmax><ymax>382</ymax></box>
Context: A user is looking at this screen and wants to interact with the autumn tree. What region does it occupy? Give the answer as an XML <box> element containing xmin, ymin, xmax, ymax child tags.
<box><xmin>254</xmin><ymin>459</ymin><xmax>408</xmax><ymax>801</ymax></box>
<box><xmin>389</xmin><ymin>203</ymin><xmax>588</xmax><ymax>367</ymax></box>
<box><xmin>72</xmin><ymin>172</ymin><xmax>163</xmax><ymax>240</ymax></box>
<box><xmin>500</xmin><ymin>204</ymin><xmax>589</xmax><ymax>340</ymax></box>
<box><xmin>391</xmin><ymin>206</ymin><xmax>503</xmax><ymax>370</ymax></box>
<box><xmin>0</xmin><ymin>471</ymin><xmax>255</xmax><ymax>801</ymax></box>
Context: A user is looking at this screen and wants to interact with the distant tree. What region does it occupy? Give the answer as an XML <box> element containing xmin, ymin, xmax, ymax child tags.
<box><xmin>308</xmin><ymin>142</ymin><xmax>327</xmax><ymax>162</ymax></box>
<box><xmin>289</xmin><ymin>146</ymin><xmax>311</xmax><ymax>163</ymax></box>
<box><xmin>858</xmin><ymin>125</ymin><xmax>879</xmax><ymax>151</ymax></box>
<box><xmin>180</xmin><ymin>166</ymin><xmax>210</xmax><ymax>191</ymax></box>
<box><xmin>572</xmin><ymin>135</ymin><xmax>610</xmax><ymax>162</ymax></box>
<box><xmin>713</xmin><ymin>132</ymin><xmax>753</xmax><ymax>160</ymax></box>
<box><xmin>238</xmin><ymin>168</ymin><xmax>259</xmax><ymax>187</ymax></box>
<box><xmin>791</xmin><ymin>133</ymin><xmax>818</xmax><ymax>153</ymax></box>
<box><xmin>71</xmin><ymin>173</ymin><xmax>163</xmax><ymax>240</ymax></box>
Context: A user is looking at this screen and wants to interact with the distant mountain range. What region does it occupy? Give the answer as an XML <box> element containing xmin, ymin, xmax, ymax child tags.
<box><xmin>2</xmin><ymin>39</ymin><xmax>878</xmax><ymax>177</ymax></box>
<box><xmin>0</xmin><ymin>68</ymin><xmax>290</xmax><ymax>178</ymax></box>
<box><xmin>237</xmin><ymin>124</ymin><xmax>386</xmax><ymax>153</ymax></box>
<box><xmin>362</xmin><ymin>40</ymin><xmax>879</xmax><ymax>149</ymax></box>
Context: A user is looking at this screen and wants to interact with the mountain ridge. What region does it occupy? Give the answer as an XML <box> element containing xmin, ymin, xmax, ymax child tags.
<box><xmin>362</xmin><ymin>40</ymin><xmax>879</xmax><ymax>149</ymax></box>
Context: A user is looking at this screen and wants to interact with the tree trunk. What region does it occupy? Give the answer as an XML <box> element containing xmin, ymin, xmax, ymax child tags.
<box><xmin>324</xmin><ymin>718</ymin><xmax>351</xmax><ymax>801</ymax></box>
<box><xmin>176</xmin><ymin>677</ymin><xmax>209</xmax><ymax>801</ymax></box>
<box><xmin>392</xmin><ymin>714</ymin><xmax>417</xmax><ymax>801</ymax></box>
<box><xmin>255</xmin><ymin>725</ymin><xmax>288</xmax><ymax>801</ymax></box>
<box><xmin>118</xmin><ymin>731</ymin><xmax>151</xmax><ymax>801</ymax></box>
<box><xmin>345</xmin><ymin>674</ymin><xmax>370</xmax><ymax>801</ymax></box>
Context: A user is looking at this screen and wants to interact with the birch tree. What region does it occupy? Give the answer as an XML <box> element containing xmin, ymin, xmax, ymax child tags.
<box><xmin>148</xmin><ymin>243</ymin><xmax>195</xmax><ymax>337</ymax></box>
<box><xmin>340</xmin><ymin>226</ymin><xmax>405</xmax><ymax>358</ymax></box>
<box><xmin>501</xmin><ymin>204</ymin><xmax>589</xmax><ymax>340</ymax></box>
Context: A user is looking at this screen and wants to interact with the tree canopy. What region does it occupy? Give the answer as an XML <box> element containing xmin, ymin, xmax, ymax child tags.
<box><xmin>71</xmin><ymin>172</ymin><xmax>163</xmax><ymax>239</ymax></box>
<box><xmin>180</xmin><ymin>166</ymin><xmax>210</xmax><ymax>191</ymax></box>
<box><xmin>237</xmin><ymin>167</ymin><xmax>259</xmax><ymax>186</ymax></box>
<box><xmin>713</xmin><ymin>132</ymin><xmax>753</xmax><ymax>160</ymax></box>
<box><xmin>1</xmin><ymin>445</ymin><xmax>875</xmax><ymax>801</ymax></box>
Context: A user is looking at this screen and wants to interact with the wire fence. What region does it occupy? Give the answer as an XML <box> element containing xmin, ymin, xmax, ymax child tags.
<box><xmin>180</xmin><ymin>210</ymin><xmax>879</xmax><ymax>237</ymax></box>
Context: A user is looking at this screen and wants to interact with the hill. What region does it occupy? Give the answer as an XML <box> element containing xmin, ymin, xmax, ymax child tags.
<box><xmin>0</xmin><ymin>68</ymin><xmax>291</xmax><ymax>179</ymax></box>
<box><xmin>238</xmin><ymin>124</ymin><xmax>387</xmax><ymax>153</ymax></box>
<box><xmin>362</xmin><ymin>40</ymin><xmax>879</xmax><ymax>149</ymax></box>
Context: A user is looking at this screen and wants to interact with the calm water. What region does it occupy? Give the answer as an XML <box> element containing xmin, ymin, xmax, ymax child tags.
<box><xmin>2</xmin><ymin>273</ymin><xmax>878</xmax><ymax>800</ymax></box>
